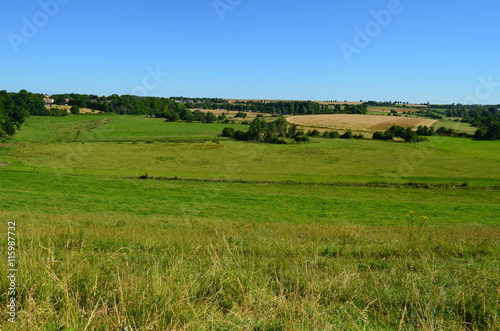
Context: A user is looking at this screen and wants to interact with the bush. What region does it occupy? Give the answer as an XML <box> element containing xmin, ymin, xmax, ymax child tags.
<box><xmin>322</xmin><ymin>131</ymin><xmax>340</xmax><ymax>139</ymax></box>
<box><xmin>234</xmin><ymin>112</ymin><xmax>247</xmax><ymax>118</ymax></box>
<box><xmin>340</xmin><ymin>131</ymin><xmax>353</xmax><ymax>139</ymax></box>
<box><xmin>221</xmin><ymin>127</ymin><xmax>235</xmax><ymax>138</ymax></box>
<box><xmin>416</xmin><ymin>125</ymin><xmax>435</xmax><ymax>136</ymax></box>
<box><xmin>221</xmin><ymin>117</ymin><xmax>297</xmax><ymax>144</ymax></box>
<box><xmin>70</xmin><ymin>105</ymin><xmax>80</xmax><ymax>115</ymax></box>
<box><xmin>233</xmin><ymin>130</ymin><xmax>247</xmax><ymax>140</ymax></box>
<box><xmin>372</xmin><ymin>131</ymin><xmax>394</xmax><ymax>141</ymax></box>
<box><xmin>294</xmin><ymin>134</ymin><xmax>309</xmax><ymax>142</ymax></box>
<box><xmin>307</xmin><ymin>129</ymin><xmax>321</xmax><ymax>137</ymax></box>
<box><xmin>204</xmin><ymin>112</ymin><xmax>217</xmax><ymax>123</ymax></box>
<box><xmin>372</xmin><ymin>126</ymin><xmax>428</xmax><ymax>142</ymax></box>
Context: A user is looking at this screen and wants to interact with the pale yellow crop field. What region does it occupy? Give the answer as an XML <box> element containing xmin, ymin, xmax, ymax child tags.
<box><xmin>287</xmin><ymin>114</ymin><xmax>437</xmax><ymax>132</ymax></box>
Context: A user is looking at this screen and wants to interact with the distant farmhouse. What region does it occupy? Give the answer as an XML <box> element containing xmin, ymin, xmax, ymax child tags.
<box><xmin>44</xmin><ymin>96</ymin><xmax>55</xmax><ymax>106</ymax></box>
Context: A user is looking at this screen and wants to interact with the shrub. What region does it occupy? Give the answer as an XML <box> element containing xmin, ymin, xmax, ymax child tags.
<box><xmin>306</xmin><ymin>129</ymin><xmax>321</xmax><ymax>137</ymax></box>
<box><xmin>234</xmin><ymin>112</ymin><xmax>247</xmax><ymax>118</ymax></box>
<box><xmin>340</xmin><ymin>131</ymin><xmax>353</xmax><ymax>139</ymax></box>
<box><xmin>322</xmin><ymin>131</ymin><xmax>340</xmax><ymax>139</ymax></box>
<box><xmin>221</xmin><ymin>127</ymin><xmax>235</xmax><ymax>138</ymax></box>
<box><xmin>372</xmin><ymin>131</ymin><xmax>393</xmax><ymax>140</ymax></box>
<box><xmin>70</xmin><ymin>105</ymin><xmax>80</xmax><ymax>115</ymax></box>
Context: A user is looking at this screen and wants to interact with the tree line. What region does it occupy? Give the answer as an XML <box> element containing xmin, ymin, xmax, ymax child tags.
<box><xmin>52</xmin><ymin>94</ymin><xmax>186</xmax><ymax>116</ymax></box>
<box><xmin>462</xmin><ymin>106</ymin><xmax>500</xmax><ymax>140</ymax></box>
<box><xmin>197</xmin><ymin>101</ymin><xmax>368</xmax><ymax>116</ymax></box>
<box><xmin>364</xmin><ymin>100</ymin><xmax>425</xmax><ymax>107</ymax></box>
<box><xmin>223</xmin><ymin>122</ymin><xmax>484</xmax><ymax>145</ymax></box>
<box><xmin>372</xmin><ymin>126</ymin><xmax>426</xmax><ymax>142</ymax></box>
<box><xmin>49</xmin><ymin>94</ymin><xmax>369</xmax><ymax>116</ymax></box>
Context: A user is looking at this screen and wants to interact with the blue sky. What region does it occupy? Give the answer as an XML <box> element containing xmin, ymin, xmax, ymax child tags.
<box><xmin>1</xmin><ymin>0</ymin><xmax>499</xmax><ymax>104</ymax></box>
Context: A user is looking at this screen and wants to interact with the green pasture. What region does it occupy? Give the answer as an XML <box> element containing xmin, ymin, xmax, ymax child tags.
<box><xmin>433</xmin><ymin>119</ymin><xmax>477</xmax><ymax>134</ymax></box>
<box><xmin>2</xmin><ymin>116</ymin><xmax>499</xmax><ymax>186</ymax></box>
<box><xmin>0</xmin><ymin>114</ymin><xmax>498</xmax><ymax>330</ymax></box>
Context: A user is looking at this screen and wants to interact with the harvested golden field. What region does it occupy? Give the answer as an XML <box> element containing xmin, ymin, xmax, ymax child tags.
<box><xmin>287</xmin><ymin>114</ymin><xmax>438</xmax><ymax>132</ymax></box>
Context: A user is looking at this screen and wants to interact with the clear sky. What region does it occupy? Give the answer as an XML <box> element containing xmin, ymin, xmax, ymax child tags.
<box><xmin>1</xmin><ymin>0</ymin><xmax>499</xmax><ymax>104</ymax></box>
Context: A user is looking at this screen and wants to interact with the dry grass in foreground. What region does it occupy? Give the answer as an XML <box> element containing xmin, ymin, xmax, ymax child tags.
<box><xmin>0</xmin><ymin>211</ymin><xmax>498</xmax><ymax>330</ymax></box>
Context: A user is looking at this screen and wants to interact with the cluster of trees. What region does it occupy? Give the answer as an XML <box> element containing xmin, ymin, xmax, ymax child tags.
<box><xmin>460</xmin><ymin>106</ymin><xmax>499</xmax><ymax>140</ymax></box>
<box><xmin>430</xmin><ymin>104</ymin><xmax>499</xmax><ymax>120</ymax></box>
<box><xmin>372</xmin><ymin>125</ymin><xmax>478</xmax><ymax>141</ymax></box>
<box><xmin>423</xmin><ymin>104</ymin><xmax>499</xmax><ymax>140</ymax></box>
<box><xmin>234</xmin><ymin>112</ymin><xmax>247</xmax><ymax>118</ymax></box>
<box><xmin>306</xmin><ymin>129</ymin><xmax>363</xmax><ymax>139</ymax></box>
<box><xmin>416</xmin><ymin>125</ymin><xmax>466</xmax><ymax>137</ymax></box>
<box><xmin>221</xmin><ymin>117</ymin><xmax>309</xmax><ymax>144</ymax></box>
<box><xmin>331</xmin><ymin>103</ymin><xmax>367</xmax><ymax>115</ymax></box>
<box><xmin>473</xmin><ymin>118</ymin><xmax>500</xmax><ymax>140</ymax></box>
<box><xmin>414</xmin><ymin>110</ymin><xmax>444</xmax><ymax>119</ymax></box>
<box><xmin>0</xmin><ymin>90</ymin><xmax>47</xmax><ymax>137</ymax></box>
<box><xmin>222</xmin><ymin>118</ymin><xmax>368</xmax><ymax>144</ymax></box>
<box><xmin>416</xmin><ymin>125</ymin><xmax>436</xmax><ymax>136</ymax></box>
<box><xmin>372</xmin><ymin>126</ymin><xmax>425</xmax><ymax>142</ymax></box>
<box><xmin>157</xmin><ymin>108</ymin><xmax>222</xmax><ymax>123</ymax></box>
<box><xmin>446</xmin><ymin>108</ymin><xmax>469</xmax><ymax>118</ymax></box>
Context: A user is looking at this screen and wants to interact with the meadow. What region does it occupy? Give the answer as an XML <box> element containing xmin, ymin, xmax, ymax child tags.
<box><xmin>0</xmin><ymin>115</ymin><xmax>499</xmax><ymax>330</ymax></box>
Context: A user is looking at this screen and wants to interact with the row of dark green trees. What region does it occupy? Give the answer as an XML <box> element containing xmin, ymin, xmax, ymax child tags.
<box><xmin>221</xmin><ymin>121</ymin><xmax>483</xmax><ymax>144</ymax></box>
<box><xmin>196</xmin><ymin>101</ymin><xmax>368</xmax><ymax>115</ymax></box>
<box><xmin>50</xmin><ymin>94</ymin><xmax>369</xmax><ymax>116</ymax></box>
<box><xmin>221</xmin><ymin>119</ymin><xmax>424</xmax><ymax>144</ymax></box>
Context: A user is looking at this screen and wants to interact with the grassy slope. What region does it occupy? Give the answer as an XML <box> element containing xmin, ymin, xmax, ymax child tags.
<box><xmin>433</xmin><ymin>120</ymin><xmax>477</xmax><ymax>134</ymax></box>
<box><xmin>12</xmin><ymin>115</ymin><xmax>243</xmax><ymax>142</ymax></box>
<box><xmin>0</xmin><ymin>115</ymin><xmax>499</xmax><ymax>330</ymax></box>
<box><xmin>3</xmin><ymin>116</ymin><xmax>500</xmax><ymax>186</ymax></box>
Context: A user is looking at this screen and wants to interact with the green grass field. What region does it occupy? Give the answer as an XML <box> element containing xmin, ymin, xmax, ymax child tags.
<box><xmin>0</xmin><ymin>115</ymin><xmax>499</xmax><ymax>330</ymax></box>
<box><xmin>433</xmin><ymin>119</ymin><xmax>477</xmax><ymax>134</ymax></box>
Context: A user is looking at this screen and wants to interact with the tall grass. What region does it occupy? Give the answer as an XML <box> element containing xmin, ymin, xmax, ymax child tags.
<box><xmin>1</xmin><ymin>211</ymin><xmax>498</xmax><ymax>330</ymax></box>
